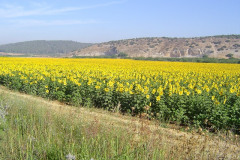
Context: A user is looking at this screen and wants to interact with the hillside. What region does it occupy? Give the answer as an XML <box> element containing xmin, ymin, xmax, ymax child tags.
<box><xmin>0</xmin><ymin>40</ymin><xmax>92</xmax><ymax>56</ymax></box>
<box><xmin>72</xmin><ymin>35</ymin><xmax>240</xmax><ymax>58</ymax></box>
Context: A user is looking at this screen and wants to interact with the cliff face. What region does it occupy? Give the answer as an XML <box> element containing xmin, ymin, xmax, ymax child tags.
<box><xmin>71</xmin><ymin>35</ymin><xmax>240</xmax><ymax>58</ymax></box>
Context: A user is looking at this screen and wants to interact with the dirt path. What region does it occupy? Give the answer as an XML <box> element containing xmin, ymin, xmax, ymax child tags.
<box><xmin>0</xmin><ymin>86</ymin><xmax>239</xmax><ymax>159</ymax></box>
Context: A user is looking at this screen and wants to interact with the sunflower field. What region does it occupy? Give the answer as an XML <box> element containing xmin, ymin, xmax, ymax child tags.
<box><xmin>0</xmin><ymin>58</ymin><xmax>239</xmax><ymax>130</ymax></box>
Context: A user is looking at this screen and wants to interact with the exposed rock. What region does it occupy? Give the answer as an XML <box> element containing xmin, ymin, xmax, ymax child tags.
<box><xmin>71</xmin><ymin>35</ymin><xmax>240</xmax><ymax>58</ymax></box>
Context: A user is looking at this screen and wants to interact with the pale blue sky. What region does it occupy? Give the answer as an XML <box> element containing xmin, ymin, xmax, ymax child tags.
<box><xmin>0</xmin><ymin>0</ymin><xmax>240</xmax><ymax>44</ymax></box>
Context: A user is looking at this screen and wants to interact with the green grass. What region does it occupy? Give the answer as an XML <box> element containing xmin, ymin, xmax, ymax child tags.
<box><xmin>0</xmin><ymin>89</ymin><xmax>239</xmax><ymax>160</ymax></box>
<box><xmin>0</xmin><ymin>92</ymin><xmax>164</xmax><ymax>160</ymax></box>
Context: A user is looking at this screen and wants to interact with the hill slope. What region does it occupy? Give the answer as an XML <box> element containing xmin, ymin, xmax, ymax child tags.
<box><xmin>0</xmin><ymin>40</ymin><xmax>92</xmax><ymax>56</ymax></box>
<box><xmin>72</xmin><ymin>35</ymin><xmax>240</xmax><ymax>58</ymax></box>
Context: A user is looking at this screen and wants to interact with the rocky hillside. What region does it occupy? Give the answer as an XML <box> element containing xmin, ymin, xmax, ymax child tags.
<box><xmin>71</xmin><ymin>35</ymin><xmax>240</xmax><ymax>58</ymax></box>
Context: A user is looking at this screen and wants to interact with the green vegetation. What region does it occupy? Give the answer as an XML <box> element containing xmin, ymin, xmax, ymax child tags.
<box><xmin>0</xmin><ymin>91</ymin><xmax>164</xmax><ymax>159</ymax></box>
<box><xmin>233</xmin><ymin>44</ymin><xmax>240</xmax><ymax>48</ymax></box>
<box><xmin>1</xmin><ymin>58</ymin><xmax>240</xmax><ymax>133</ymax></box>
<box><xmin>0</xmin><ymin>88</ymin><xmax>239</xmax><ymax>159</ymax></box>
<box><xmin>212</xmin><ymin>34</ymin><xmax>240</xmax><ymax>39</ymax></box>
<box><xmin>72</xmin><ymin>56</ymin><xmax>240</xmax><ymax>64</ymax></box>
<box><xmin>72</xmin><ymin>52</ymin><xmax>128</xmax><ymax>59</ymax></box>
<box><xmin>0</xmin><ymin>40</ymin><xmax>92</xmax><ymax>55</ymax></box>
<box><xmin>0</xmin><ymin>54</ymin><xmax>31</xmax><ymax>57</ymax></box>
<box><xmin>202</xmin><ymin>54</ymin><xmax>209</xmax><ymax>58</ymax></box>
<box><xmin>118</xmin><ymin>52</ymin><xmax>128</xmax><ymax>58</ymax></box>
<box><xmin>132</xmin><ymin>57</ymin><xmax>240</xmax><ymax>64</ymax></box>
<box><xmin>226</xmin><ymin>53</ymin><xmax>234</xmax><ymax>59</ymax></box>
<box><xmin>99</xmin><ymin>34</ymin><xmax>240</xmax><ymax>45</ymax></box>
<box><xmin>72</xmin><ymin>55</ymin><xmax>119</xmax><ymax>59</ymax></box>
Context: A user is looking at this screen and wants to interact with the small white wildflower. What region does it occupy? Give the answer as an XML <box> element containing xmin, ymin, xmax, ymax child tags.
<box><xmin>0</xmin><ymin>105</ymin><xmax>8</xmax><ymax>123</ymax></box>
<box><xmin>65</xmin><ymin>153</ymin><xmax>76</xmax><ymax>160</ymax></box>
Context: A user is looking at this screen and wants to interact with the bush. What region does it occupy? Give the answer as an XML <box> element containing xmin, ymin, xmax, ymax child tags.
<box><xmin>225</xmin><ymin>53</ymin><xmax>234</xmax><ymax>58</ymax></box>
<box><xmin>118</xmin><ymin>52</ymin><xmax>128</xmax><ymax>58</ymax></box>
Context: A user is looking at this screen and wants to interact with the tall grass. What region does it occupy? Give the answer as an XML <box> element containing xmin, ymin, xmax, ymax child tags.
<box><xmin>0</xmin><ymin>89</ymin><xmax>239</xmax><ymax>159</ymax></box>
<box><xmin>0</xmin><ymin>92</ymin><xmax>164</xmax><ymax>160</ymax></box>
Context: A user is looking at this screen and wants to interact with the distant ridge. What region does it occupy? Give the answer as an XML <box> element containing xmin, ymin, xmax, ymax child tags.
<box><xmin>0</xmin><ymin>40</ymin><xmax>92</xmax><ymax>56</ymax></box>
<box><xmin>72</xmin><ymin>35</ymin><xmax>240</xmax><ymax>59</ymax></box>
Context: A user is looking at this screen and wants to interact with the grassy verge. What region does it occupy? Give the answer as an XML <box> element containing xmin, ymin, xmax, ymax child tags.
<box><xmin>0</xmin><ymin>87</ymin><xmax>239</xmax><ymax>159</ymax></box>
<box><xmin>0</xmin><ymin>94</ymin><xmax>161</xmax><ymax>159</ymax></box>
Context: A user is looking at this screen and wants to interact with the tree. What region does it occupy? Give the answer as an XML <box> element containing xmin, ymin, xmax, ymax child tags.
<box><xmin>202</xmin><ymin>54</ymin><xmax>208</xmax><ymax>58</ymax></box>
<box><xmin>118</xmin><ymin>52</ymin><xmax>128</xmax><ymax>58</ymax></box>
